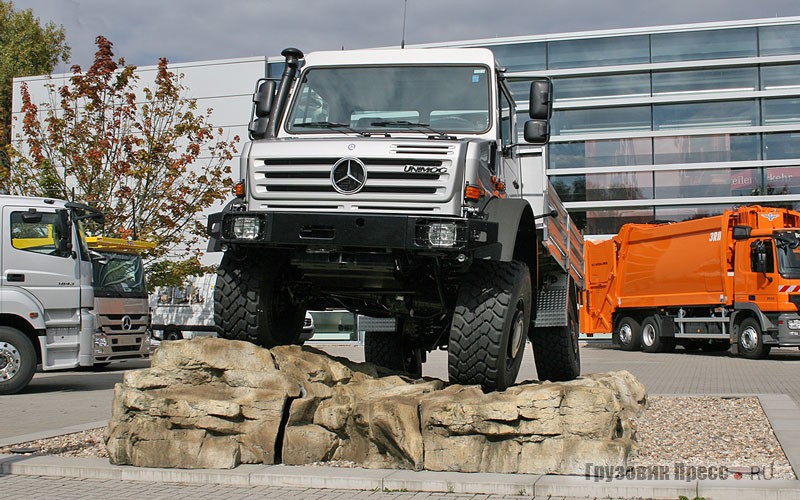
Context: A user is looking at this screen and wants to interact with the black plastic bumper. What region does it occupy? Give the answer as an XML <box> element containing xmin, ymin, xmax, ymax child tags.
<box><xmin>207</xmin><ymin>211</ymin><xmax>499</xmax><ymax>255</ymax></box>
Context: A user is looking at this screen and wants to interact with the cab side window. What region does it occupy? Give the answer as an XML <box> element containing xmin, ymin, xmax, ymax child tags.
<box><xmin>10</xmin><ymin>211</ymin><xmax>70</xmax><ymax>258</ymax></box>
<box><xmin>750</xmin><ymin>239</ymin><xmax>775</xmax><ymax>273</ymax></box>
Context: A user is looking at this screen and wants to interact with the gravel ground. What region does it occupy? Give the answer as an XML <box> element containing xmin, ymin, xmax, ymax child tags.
<box><xmin>1</xmin><ymin>396</ymin><xmax>796</xmax><ymax>480</ymax></box>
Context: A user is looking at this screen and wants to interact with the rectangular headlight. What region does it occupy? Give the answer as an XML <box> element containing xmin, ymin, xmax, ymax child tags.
<box><xmin>232</xmin><ymin>216</ymin><xmax>261</xmax><ymax>239</ymax></box>
<box><xmin>788</xmin><ymin>319</ymin><xmax>800</xmax><ymax>330</ymax></box>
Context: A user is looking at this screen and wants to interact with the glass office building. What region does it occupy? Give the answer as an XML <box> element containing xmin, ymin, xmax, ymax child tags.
<box><xmin>368</xmin><ymin>17</ymin><xmax>800</xmax><ymax>236</ymax></box>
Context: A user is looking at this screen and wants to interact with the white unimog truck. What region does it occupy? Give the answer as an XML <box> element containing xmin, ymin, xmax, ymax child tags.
<box><xmin>207</xmin><ymin>47</ymin><xmax>584</xmax><ymax>390</ymax></box>
<box><xmin>0</xmin><ymin>196</ymin><xmax>105</xmax><ymax>394</ymax></box>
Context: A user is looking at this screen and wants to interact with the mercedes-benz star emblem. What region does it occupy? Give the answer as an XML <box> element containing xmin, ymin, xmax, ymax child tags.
<box><xmin>121</xmin><ymin>315</ymin><xmax>132</xmax><ymax>331</ymax></box>
<box><xmin>331</xmin><ymin>157</ymin><xmax>367</xmax><ymax>194</ymax></box>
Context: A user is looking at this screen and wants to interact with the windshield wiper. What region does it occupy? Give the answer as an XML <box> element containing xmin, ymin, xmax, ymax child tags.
<box><xmin>369</xmin><ymin>120</ymin><xmax>454</xmax><ymax>139</ymax></box>
<box><xmin>293</xmin><ymin>121</ymin><xmax>369</xmax><ymax>136</ymax></box>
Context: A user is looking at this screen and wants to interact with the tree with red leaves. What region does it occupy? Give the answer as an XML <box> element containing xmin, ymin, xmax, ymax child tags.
<box><xmin>8</xmin><ymin>36</ymin><xmax>239</xmax><ymax>286</ymax></box>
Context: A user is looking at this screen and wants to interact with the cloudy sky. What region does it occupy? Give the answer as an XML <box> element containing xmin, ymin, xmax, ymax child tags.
<box><xmin>14</xmin><ymin>0</ymin><xmax>800</xmax><ymax>71</ymax></box>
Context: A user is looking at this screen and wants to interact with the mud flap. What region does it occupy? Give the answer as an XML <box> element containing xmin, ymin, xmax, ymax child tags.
<box><xmin>534</xmin><ymin>273</ymin><xmax>569</xmax><ymax>328</ymax></box>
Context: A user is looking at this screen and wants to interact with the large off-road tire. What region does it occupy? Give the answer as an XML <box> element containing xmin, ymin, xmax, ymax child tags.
<box><xmin>214</xmin><ymin>251</ymin><xmax>306</xmax><ymax>347</ymax></box>
<box><xmin>615</xmin><ymin>316</ymin><xmax>642</xmax><ymax>351</ymax></box>
<box><xmin>641</xmin><ymin>316</ymin><xmax>675</xmax><ymax>353</ymax></box>
<box><xmin>448</xmin><ymin>260</ymin><xmax>531</xmax><ymax>391</ymax></box>
<box><xmin>364</xmin><ymin>331</ymin><xmax>423</xmax><ymax>378</ymax></box>
<box><xmin>738</xmin><ymin>317</ymin><xmax>771</xmax><ymax>360</ymax></box>
<box><xmin>530</xmin><ymin>282</ymin><xmax>581</xmax><ymax>382</ymax></box>
<box><xmin>0</xmin><ymin>326</ymin><xmax>37</xmax><ymax>395</ymax></box>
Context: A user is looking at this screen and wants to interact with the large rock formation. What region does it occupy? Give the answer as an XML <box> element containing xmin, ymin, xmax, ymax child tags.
<box><xmin>106</xmin><ymin>337</ymin><xmax>646</xmax><ymax>473</ymax></box>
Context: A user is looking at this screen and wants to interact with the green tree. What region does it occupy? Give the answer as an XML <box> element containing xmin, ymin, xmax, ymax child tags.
<box><xmin>8</xmin><ymin>36</ymin><xmax>239</xmax><ymax>286</ymax></box>
<box><xmin>0</xmin><ymin>1</ymin><xmax>69</xmax><ymax>168</ymax></box>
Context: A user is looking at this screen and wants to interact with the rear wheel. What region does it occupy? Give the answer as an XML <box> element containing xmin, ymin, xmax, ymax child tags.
<box><xmin>641</xmin><ymin>316</ymin><xmax>674</xmax><ymax>353</ymax></box>
<box><xmin>215</xmin><ymin>251</ymin><xmax>306</xmax><ymax>347</ymax></box>
<box><xmin>0</xmin><ymin>327</ymin><xmax>37</xmax><ymax>395</ymax></box>
<box><xmin>530</xmin><ymin>281</ymin><xmax>581</xmax><ymax>382</ymax></box>
<box><xmin>615</xmin><ymin>316</ymin><xmax>642</xmax><ymax>351</ymax></box>
<box><xmin>738</xmin><ymin>318</ymin><xmax>771</xmax><ymax>359</ymax></box>
<box><xmin>364</xmin><ymin>331</ymin><xmax>423</xmax><ymax>377</ymax></box>
<box><xmin>448</xmin><ymin>260</ymin><xmax>531</xmax><ymax>391</ymax></box>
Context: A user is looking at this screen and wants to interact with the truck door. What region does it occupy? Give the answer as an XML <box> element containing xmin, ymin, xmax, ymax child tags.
<box><xmin>734</xmin><ymin>238</ymin><xmax>778</xmax><ymax>308</ymax></box>
<box><xmin>1</xmin><ymin>206</ymin><xmax>83</xmax><ymax>363</ymax></box>
<box><xmin>498</xmin><ymin>85</ymin><xmax>521</xmax><ymax>197</ymax></box>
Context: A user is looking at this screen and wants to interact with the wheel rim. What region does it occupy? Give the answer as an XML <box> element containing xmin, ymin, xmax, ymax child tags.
<box><xmin>740</xmin><ymin>326</ymin><xmax>758</xmax><ymax>351</ymax></box>
<box><xmin>508</xmin><ymin>302</ymin><xmax>525</xmax><ymax>361</ymax></box>
<box><xmin>642</xmin><ymin>323</ymin><xmax>656</xmax><ymax>347</ymax></box>
<box><xmin>0</xmin><ymin>341</ymin><xmax>21</xmax><ymax>381</ymax></box>
<box><xmin>619</xmin><ymin>324</ymin><xmax>633</xmax><ymax>345</ymax></box>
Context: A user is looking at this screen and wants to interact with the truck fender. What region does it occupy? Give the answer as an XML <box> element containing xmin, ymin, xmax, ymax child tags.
<box><xmin>730</xmin><ymin>303</ymin><xmax>774</xmax><ymax>342</ymax></box>
<box><xmin>0</xmin><ymin>288</ymin><xmax>47</xmax><ymax>330</ymax></box>
<box><xmin>482</xmin><ymin>197</ymin><xmax>536</xmax><ymax>263</ymax></box>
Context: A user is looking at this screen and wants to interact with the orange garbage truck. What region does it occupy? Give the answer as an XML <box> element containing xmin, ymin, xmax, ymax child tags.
<box><xmin>581</xmin><ymin>205</ymin><xmax>800</xmax><ymax>358</ymax></box>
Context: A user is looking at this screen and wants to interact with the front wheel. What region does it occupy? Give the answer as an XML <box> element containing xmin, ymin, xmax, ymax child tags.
<box><xmin>738</xmin><ymin>318</ymin><xmax>771</xmax><ymax>359</ymax></box>
<box><xmin>448</xmin><ymin>260</ymin><xmax>531</xmax><ymax>391</ymax></box>
<box><xmin>215</xmin><ymin>251</ymin><xmax>306</xmax><ymax>347</ymax></box>
<box><xmin>0</xmin><ymin>327</ymin><xmax>37</xmax><ymax>395</ymax></box>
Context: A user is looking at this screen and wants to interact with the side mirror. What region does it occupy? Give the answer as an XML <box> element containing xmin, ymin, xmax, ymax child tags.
<box><xmin>523</xmin><ymin>119</ymin><xmax>550</xmax><ymax>145</ymax></box>
<box><xmin>250</xmin><ymin>79</ymin><xmax>277</xmax><ymax>140</ymax></box>
<box><xmin>254</xmin><ymin>79</ymin><xmax>276</xmax><ymax>118</ymax></box>
<box><xmin>56</xmin><ymin>209</ymin><xmax>73</xmax><ymax>257</ymax></box>
<box><xmin>732</xmin><ymin>225</ymin><xmax>752</xmax><ymax>240</ymax></box>
<box><xmin>529</xmin><ymin>78</ymin><xmax>552</xmax><ymax>120</ymax></box>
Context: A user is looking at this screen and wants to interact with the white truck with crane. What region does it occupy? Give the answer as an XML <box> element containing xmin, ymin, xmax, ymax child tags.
<box><xmin>207</xmin><ymin>47</ymin><xmax>584</xmax><ymax>390</ymax></box>
<box><xmin>0</xmin><ymin>195</ymin><xmax>105</xmax><ymax>394</ymax></box>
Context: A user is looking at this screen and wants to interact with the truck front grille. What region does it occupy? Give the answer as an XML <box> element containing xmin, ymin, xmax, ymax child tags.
<box><xmin>258</xmin><ymin>157</ymin><xmax>448</xmax><ymax>195</ymax></box>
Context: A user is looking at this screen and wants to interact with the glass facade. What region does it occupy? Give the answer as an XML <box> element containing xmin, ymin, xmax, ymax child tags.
<box><xmin>469</xmin><ymin>18</ymin><xmax>800</xmax><ymax>235</ymax></box>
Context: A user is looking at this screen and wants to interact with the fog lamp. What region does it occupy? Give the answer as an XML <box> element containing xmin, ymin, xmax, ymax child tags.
<box><xmin>427</xmin><ymin>223</ymin><xmax>458</xmax><ymax>248</ymax></box>
<box><xmin>232</xmin><ymin>216</ymin><xmax>261</xmax><ymax>239</ymax></box>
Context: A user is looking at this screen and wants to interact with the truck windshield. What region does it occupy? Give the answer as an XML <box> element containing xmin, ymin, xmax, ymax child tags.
<box><xmin>286</xmin><ymin>65</ymin><xmax>491</xmax><ymax>135</ymax></box>
<box><xmin>775</xmin><ymin>231</ymin><xmax>800</xmax><ymax>279</ymax></box>
<box><xmin>93</xmin><ymin>252</ymin><xmax>147</xmax><ymax>298</ymax></box>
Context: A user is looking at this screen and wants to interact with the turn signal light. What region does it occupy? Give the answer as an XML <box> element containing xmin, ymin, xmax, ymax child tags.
<box><xmin>233</xmin><ymin>180</ymin><xmax>246</xmax><ymax>198</ymax></box>
<box><xmin>465</xmin><ymin>185</ymin><xmax>484</xmax><ymax>202</ymax></box>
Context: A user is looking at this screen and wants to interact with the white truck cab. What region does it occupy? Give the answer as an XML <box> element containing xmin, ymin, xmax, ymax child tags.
<box><xmin>0</xmin><ymin>195</ymin><xmax>104</xmax><ymax>394</ymax></box>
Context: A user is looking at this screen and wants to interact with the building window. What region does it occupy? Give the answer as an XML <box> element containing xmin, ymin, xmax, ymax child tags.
<box><xmin>762</xmin><ymin>97</ymin><xmax>800</xmax><ymax>126</ymax></box>
<box><xmin>759</xmin><ymin>24</ymin><xmax>800</xmax><ymax>56</ymax></box>
<box><xmin>550</xmin><ymin>137</ymin><xmax>653</xmax><ymax>169</ymax></box>
<box><xmin>765</xmin><ymin>166</ymin><xmax>800</xmax><ymax>195</ymax></box>
<box><xmin>654</xmin><ymin>168</ymin><xmax>762</xmax><ymax>199</ymax></box>
<box><xmin>654</xmin><ymin>205</ymin><xmax>737</xmax><ymax>223</ymax></box>
<box><xmin>552</xmin><ymin>105</ymin><xmax>651</xmax><ymax>135</ymax></box>
<box><xmin>582</xmin><ymin>208</ymin><xmax>654</xmax><ymax>235</ymax></box>
<box><xmin>553</xmin><ymin>73</ymin><xmax>650</xmax><ymax>101</ymax></box>
<box><xmin>761</xmin><ymin>64</ymin><xmax>800</xmax><ymax>90</ymax></box>
<box><xmin>651</xmin><ymin>28</ymin><xmax>757</xmax><ymax>63</ymax></box>
<box><xmin>653</xmin><ymin>133</ymin><xmax>760</xmax><ymax>164</ymax></box>
<box><xmin>553</xmin><ymin>172</ymin><xmax>653</xmax><ymax>203</ymax></box>
<box><xmin>547</xmin><ymin>35</ymin><xmax>649</xmax><ymax>69</ymax></box>
<box><xmin>653</xmin><ymin>100</ymin><xmax>758</xmax><ymax>130</ymax></box>
<box><xmin>652</xmin><ymin>67</ymin><xmax>757</xmax><ymax>95</ymax></box>
<box><xmin>763</xmin><ymin>132</ymin><xmax>800</xmax><ymax>160</ymax></box>
<box><xmin>488</xmin><ymin>43</ymin><xmax>547</xmax><ymax>72</ymax></box>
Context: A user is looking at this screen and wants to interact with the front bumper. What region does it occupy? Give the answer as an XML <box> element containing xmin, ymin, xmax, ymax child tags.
<box><xmin>208</xmin><ymin>211</ymin><xmax>500</xmax><ymax>255</ymax></box>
